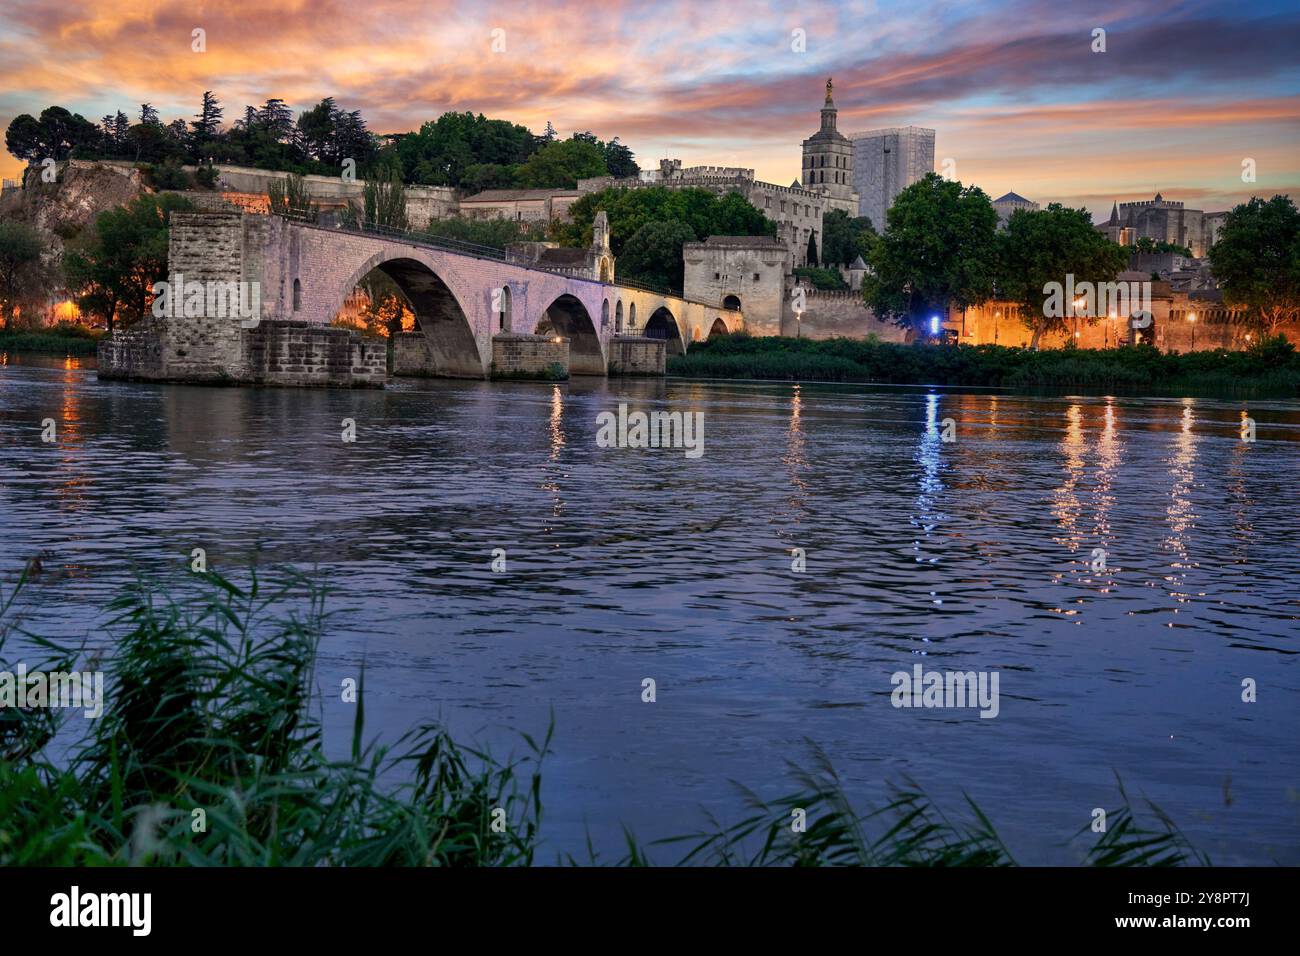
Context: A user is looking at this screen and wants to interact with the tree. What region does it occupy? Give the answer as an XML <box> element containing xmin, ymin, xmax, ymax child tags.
<box><xmin>820</xmin><ymin>208</ymin><xmax>875</xmax><ymax>266</ymax></box>
<box><xmin>393</xmin><ymin>112</ymin><xmax>536</xmax><ymax>187</ymax></box>
<box><xmin>1132</xmin><ymin>237</ymin><xmax>1191</xmax><ymax>257</ymax></box>
<box><xmin>190</xmin><ymin>91</ymin><xmax>223</xmax><ymax>152</ymax></box>
<box><xmin>603</xmin><ymin>137</ymin><xmax>639</xmax><ymax>178</ymax></box>
<box><xmin>1208</xmin><ymin>195</ymin><xmax>1300</xmax><ymax>335</ymax></box>
<box><xmin>63</xmin><ymin>193</ymin><xmax>194</xmax><ymax>331</ymax></box>
<box><xmin>0</xmin><ymin>221</ymin><xmax>45</xmax><ymax>330</ymax></box>
<box><xmin>616</xmin><ymin>220</ymin><xmax>698</xmax><ymax>291</ymax></box>
<box><xmin>424</xmin><ymin>217</ymin><xmax>548</xmax><ymax>250</ymax></box>
<box><xmin>267</xmin><ymin>174</ymin><xmax>316</xmax><ymax>222</ymax></box>
<box><xmin>4</xmin><ymin>107</ymin><xmax>99</xmax><ymax>164</ymax></box>
<box><xmin>996</xmin><ymin>203</ymin><xmax>1128</xmax><ymax>348</ymax></box>
<box><xmin>558</xmin><ymin>186</ymin><xmax>773</xmax><ymax>256</ymax></box>
<box><xmin>862</xmin><ymin>173</ymin><xmax>999</xmax><ymax>334</ymax></box>
<box><xmin>355</xmin><ymin>165</ymin><xmax>408</xmax><ymax>231</ymax></box>
<box><xmin>793</xmin><ymin>266</ymin><xmax>847</xmax><ymax>291</ymax></box>
<box><xmin>515</xmin><ymin>138</ymin><xmax>607</xmax><ymax>189</ymax></box>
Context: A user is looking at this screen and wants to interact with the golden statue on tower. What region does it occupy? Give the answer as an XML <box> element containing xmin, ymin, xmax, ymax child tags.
<box><xmin>825</xmin><ymin>77</ymin><xmax>833</xmax><ymax>103</ymax></box>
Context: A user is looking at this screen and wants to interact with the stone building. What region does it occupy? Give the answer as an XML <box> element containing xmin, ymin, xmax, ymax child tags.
<box><xmin>849</xmin><ymin>125</ymin><xmax>935</xmax><ymax>231</ymax></box>
<box><xmin>800</xmin><ymin>78</ymin><xmax>860</xmax><ymax>217</ymax></box>
<box><xmin>1096</xmin><ymin>193</ymin><xmax>1228</xmax><ymax>258</ymax></box>
<box><xmin>458</xmin><ymin>188</ymin><xmax>580</xmax><ymax>223</ymax></box>
<box><xmin>682</xmin><ymin>236</ymin><xmax>791</xmax><ymax>337</ymax></box>
<box><xmin>992</xmin><ymin>191</ymin><xmax>1039</xmax><ymax>228</ymax></box>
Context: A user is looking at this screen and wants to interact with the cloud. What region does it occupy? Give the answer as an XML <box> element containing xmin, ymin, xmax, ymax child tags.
<box><xmin>0</xmin><ymin>0</ymin><xmax>1295</xmax><ymax>215</ymax></box>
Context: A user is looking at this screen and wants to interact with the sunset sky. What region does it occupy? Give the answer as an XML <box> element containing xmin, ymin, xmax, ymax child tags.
<box><xmin>1</xmin><ymin>0</ymin><xmax>1297</xmax><ymax>222</ymax></box>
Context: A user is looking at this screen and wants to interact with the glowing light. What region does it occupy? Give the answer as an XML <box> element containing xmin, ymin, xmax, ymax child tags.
<box><xmin>1188</xmin><ymin>312</ymin><xmax>1197</xmax><ymax>323</ymax></box>
<box><xmin>54</xmin><ymin>300</ymin><xmax>81</xmax><ymax>322</ymax></box>
<box><xmin>929</xmin><ymin>315</ymin><xmax>940</xmax><ymax>335</ymax></box>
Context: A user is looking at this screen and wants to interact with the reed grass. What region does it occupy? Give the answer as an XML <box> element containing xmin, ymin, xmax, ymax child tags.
<box><xmin>2</xmin><ymin>567</ymin><xmax>1207</xmax><ymax>867</ymax></box>
<box><xmin>669</xmin><ymin>332</ymin><xmax>1300</xmax><ymax>397</ymax></box>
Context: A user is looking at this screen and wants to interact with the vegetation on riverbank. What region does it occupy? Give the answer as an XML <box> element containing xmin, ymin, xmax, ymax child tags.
<box><xmin>1</xmin><ymin>567</ymin><xmax>1208</xmax><ymax>867</ymax></box>
<box><xmin>0</xmin><ymin>322</ymin><xmax>102</xmax><ymax>356</ymax></box>
<box><xmin>669</xmin><ymin>332</ymin><xmax>1300</xmax><ymax>395</ymax></box>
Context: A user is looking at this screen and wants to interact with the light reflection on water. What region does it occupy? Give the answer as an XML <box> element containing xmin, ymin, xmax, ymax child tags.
<box><xmin>1</xmin><ymin>358</ymin><xmax>1298</xmax><ymax>864</ymax></box>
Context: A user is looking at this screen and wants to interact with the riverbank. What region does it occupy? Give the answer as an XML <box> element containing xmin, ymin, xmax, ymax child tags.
<box><xmin>669</xmin><ymin>333</ymin><xmax>1300</xmax><ymax>396</ymax></box>
<box><xmin>1</xmin><ymin>567</ymin><xmax>1205</xmax><ymax>867</ymax></box>
<box><xmin>0</xmin><ymin>324</ymin><xmax>103</xmax><ymax>356</ymax></box>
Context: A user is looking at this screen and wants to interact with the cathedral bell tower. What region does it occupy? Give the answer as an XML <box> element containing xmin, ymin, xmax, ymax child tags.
<box><xmin>801</xmin><ymin>78</ymin><xmax>858</xmax><ymax>217</ymax></box>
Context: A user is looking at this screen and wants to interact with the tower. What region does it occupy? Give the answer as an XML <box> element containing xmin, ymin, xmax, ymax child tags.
<box><xmin>801</xmin><ymin>78</ymin><xmax>858</xmax><ymax>216</ymax></box>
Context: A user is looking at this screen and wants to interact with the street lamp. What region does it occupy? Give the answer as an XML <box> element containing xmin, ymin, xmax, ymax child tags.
<box><xmin>1188</xmin><ymin>311</ymin><xmax>1197</xmax><ymax>350</ymax></box>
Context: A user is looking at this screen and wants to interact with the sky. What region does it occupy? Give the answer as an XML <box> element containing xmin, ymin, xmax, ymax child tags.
<box><xmin>1</xmin><ymin>0</ymin><xmax>1297</xmax><ymax>223</ymax></box>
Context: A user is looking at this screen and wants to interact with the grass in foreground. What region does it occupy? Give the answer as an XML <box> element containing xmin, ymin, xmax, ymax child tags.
<box><xmin>2</xmin><ymin>568</ymin><xmax>1206</xmax><ymax>866</ymax></box>
<box><xmin>669</xmin><ymin>332</ymin><xmax>1300</xmax><ymax>395</ymax></box>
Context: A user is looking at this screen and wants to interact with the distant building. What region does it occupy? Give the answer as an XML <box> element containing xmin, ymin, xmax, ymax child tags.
<box><xmin>458</xmin><ymin>188</ymin><xmax>580</xmax><ymax>223</ymax></box>
<box><xmin>992</xmin><ymin>191</ymin><xmax>1039</xmax><ymax>228</ymax></box>
<box><xmin>800</xmin><ymin>78</ymin><xmax>859</xmax><ymax>217</ymax></box>
<box><xmin>1096</xmin><ymin>193</ymin><xmax>1227</xmax><ymax>258</ymax></box>
<box><xmin>1202</xmin><ymin>210</ymin><xmax>1229</xmax><ymax>252</ymax></box>
<box><xmin>848</xmin><ymin>125</ymin><xmax>935</xmax><ymax>231</ymax></box>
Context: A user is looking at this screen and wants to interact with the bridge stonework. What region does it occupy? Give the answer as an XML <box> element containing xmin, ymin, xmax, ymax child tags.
<box><xmin>100</xmin><ymin>212</ymin><xmax>744</xmax><ymax>387</ymax></box>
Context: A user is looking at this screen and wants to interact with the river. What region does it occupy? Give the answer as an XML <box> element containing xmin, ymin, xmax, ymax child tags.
<box><xmin>1</xmin><ymin>353</ymin><xmax>1297</xmax><ymax>864</ymax></box>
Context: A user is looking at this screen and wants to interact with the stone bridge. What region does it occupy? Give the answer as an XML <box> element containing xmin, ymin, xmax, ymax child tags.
<box><xmin>117</xmin><ymin>211</ymin><xmax>744</xmax><ymax>385</ymax></box>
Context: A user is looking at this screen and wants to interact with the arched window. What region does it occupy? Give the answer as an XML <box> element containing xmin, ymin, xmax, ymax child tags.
<box><xmin>615</xmin><ymin>300</ymin><xmax>623</xmax><ymax>332</ymax></box>
<box><xmin>293</xmin><ymin>278</ymin><xmax>302</xmax><ymax>311</ymax></box>
<box><xmin>497</xmin><ymin>285</ymin><xmax>511</xmax><ymax>332</ymax></box>
<box><xmin>602</xmin><ymin>299</ymin><xmax>610</xmax><ymax>330</ymax></box>
<box><xmin>629</xmin><ymin>303</ymin><xmax>636</xmax><ymax>328</ymax></box>
<box><xmin>723</xmin><ymin>294</ymin><xmax>741</xmax><ymax>311</ymax></box>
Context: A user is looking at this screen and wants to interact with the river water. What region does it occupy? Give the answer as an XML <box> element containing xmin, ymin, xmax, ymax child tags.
<box><xmin>2</xmin><ymin>353</ymin><xmax>1297</xmax><ymax>864</ymax></box>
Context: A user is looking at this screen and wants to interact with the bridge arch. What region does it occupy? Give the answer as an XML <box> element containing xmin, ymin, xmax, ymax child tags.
<box><xmin>336</xmin><ymin>252</ymin><xmax>482</xmax><ymax>377</ymax></box>
<box><xmin>708</xmin><ymin>317</ymin><xmax>729</xmax><ymax>338</ymax></box>
<box><xmin>536</xmin><ymin>293</ymin><xmax>605</xmax><ymax>375</ymax></box>
<box><xmin>645</xmin><ymin>306</ymin><xmax>686</xmax><ymax>356</ymax></box>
